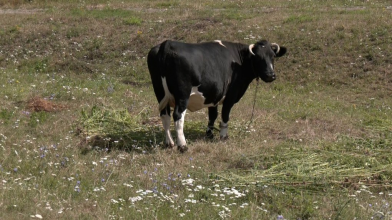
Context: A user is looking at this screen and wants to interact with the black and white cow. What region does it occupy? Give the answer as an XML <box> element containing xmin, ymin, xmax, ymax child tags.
<box><xmin>147</xmin><ymin>40</ymin><xmax>286</xmax><ymax>152</ymax></box>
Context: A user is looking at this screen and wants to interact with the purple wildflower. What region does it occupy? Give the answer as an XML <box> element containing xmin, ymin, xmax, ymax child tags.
<box><xmin>22</xmin><ymin>111</ymin><xmax>30</xmax><ymax>116</ymax></box>
<box><xmin>107</xmin><ymin>86</ymin><xmax>114</xmax><ymax>93</ymax></box>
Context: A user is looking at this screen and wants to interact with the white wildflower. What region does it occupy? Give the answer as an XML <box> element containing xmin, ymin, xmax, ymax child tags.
<box><xmin>218</xmin><ymin>210</ymin><xmax>230</xmax><ymax>219</ymax></box>
<box><xmin>196</xmin><ymin>185</ymin><xmax>204</xmax><ymax>190</ymax></box>
<box><xmin>129</xmin><ymin>196</ymin><xmax>143</xmax><ymax>203</ymax></box>
<box><xmin>182</xmin><ymin>178</ymin><xmax>195</xmax><ymax>186</ymax></box>
<box><xmin>240</xmin><ymin>203</ymin><xmax>249</xmax><ymax>208</ymax></box>
<box><xmin>184</xmin><ymin>199</ymin><xmax>197</xmax><ymax>203</ymax></box>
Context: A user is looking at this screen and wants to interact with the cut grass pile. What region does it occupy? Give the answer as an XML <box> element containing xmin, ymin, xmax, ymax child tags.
<box><xmin>222</xmin><ymin>131</ymin><xmax>392</xmax><ymax>189</ymax></box>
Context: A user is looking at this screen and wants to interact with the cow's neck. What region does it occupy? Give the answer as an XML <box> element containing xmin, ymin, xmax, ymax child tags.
<box><xmin>225</xmin><ymin>44</ymin><xmax>259</xmax><ymax>102</ymax></box>
<box><xmin>236</xmin><ymin>43</ymin><xmax>258</xmax><ymax>83</ymax></box>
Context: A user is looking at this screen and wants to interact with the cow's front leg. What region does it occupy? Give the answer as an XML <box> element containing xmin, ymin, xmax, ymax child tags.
<box><xmin>173</xmin><ymin>99</ymin><xmax>188</xmax><ymax>152</ymax></box>
<box><xmin>206</xmin><ymin>106</ymin><xmax>218</xmax><ymax>139</ymax></box>
<box><xmin>160</xmin><ymin>106</ymin><xmax>174</xmax><ymax>148</ymax></box>
<box><xmin>220</xmin><ymin>103</ymin><xmax>234</xmax><ymax>140</ymax></box>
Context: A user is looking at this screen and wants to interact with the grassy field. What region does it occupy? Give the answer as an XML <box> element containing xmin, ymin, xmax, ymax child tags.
<box><xmin>1</xmin><ymin>0</ymin><xmax>392</xmax><ymax>219</ymax></box>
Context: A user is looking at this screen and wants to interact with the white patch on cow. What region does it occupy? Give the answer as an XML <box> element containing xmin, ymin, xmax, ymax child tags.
<box><xmin>214</xmin><ymin>40</ymin><xmax>226</xmax><ymax>48</ymax></box>
<box><xmin>175</xmin><ymin>110</ymin><xmax>187</xmax><ymax>147</ymax></box>
<box><xmin>270</xmin><ymin>63</ymin><xmax>274</xmax><ymax>71</ymax></box>
<box><xmin>219</xmin><ymin>96</ymin><xmax>226</xmax><ymax>104</ymax></box>
<box><xmin>159</xmin><ymin>77</ymin><xmax>174</xmax><ymax>111</ymax></box>
<box><xmin>161</xmin><ymin>114</ymin><xmax>174</xmax><ymax>147</ymax></box>
<box><xmin>187</xmin><ymin>86</ymin><xmax>214</xmax><ymax>112</ymax></box>
<box><xmin>219</xmin><ymin>122</ymin><xmax>228</xmax><ymax>139</ymax></box>
<box><xmin>160</xmin><ymin>80</ymin><xmax>225</xmax><ymax>112</ymax></box>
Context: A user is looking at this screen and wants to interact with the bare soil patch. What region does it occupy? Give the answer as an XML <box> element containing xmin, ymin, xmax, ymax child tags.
<box><xmin>26</xmin><ymin>96</ymin><xmax>66</xmax><ymax>112</ymax></box>
<box><xmin>0</xmin><ymin>9</ymin><xmax>43</xmax><ymax>14</ymax></box>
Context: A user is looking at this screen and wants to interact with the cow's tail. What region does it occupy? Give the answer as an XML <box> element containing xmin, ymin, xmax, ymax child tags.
<box><xmin>148</xmin><ymin>40</ymin><xmax>173</xmax><ymax>113</ymax></box>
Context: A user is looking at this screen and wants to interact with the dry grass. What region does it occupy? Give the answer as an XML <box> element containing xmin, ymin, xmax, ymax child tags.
<box><xmin>26</xmin><ymin>96</ymin><xmax>66</xmax><ymax>112</ymax></box>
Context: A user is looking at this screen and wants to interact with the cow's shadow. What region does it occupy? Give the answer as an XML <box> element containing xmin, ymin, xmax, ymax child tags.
<box><xmin>79</xmin><ymin>121</ymin><xmax>208</xmax><ymax>154</ymax></box>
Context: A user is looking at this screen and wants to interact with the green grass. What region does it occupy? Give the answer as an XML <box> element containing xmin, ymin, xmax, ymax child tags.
<box><xmin>155</xmin><ymin>1</ymin><xmax>179</xmax><ymax>8</ymax></box>
<box><xmin>123</xmin><ymin>16</ymin><xmax>142</xmax><ymax>26</ymax></box>
<box><xmin>70</xmin><ymin>8</ymin><xmax>139</xmax><ymax>19</ymax></box>
<box><xmin>1</xmin><ymin>0</ymin><xmax>392</xmax><ymax>219</ymax></box>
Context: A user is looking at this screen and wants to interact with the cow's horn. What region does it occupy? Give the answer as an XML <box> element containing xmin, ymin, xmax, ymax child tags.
<box><xmin>271</xmin><ymin>43</ymin><xmax>280</xmax><ymax>54</ymax></box>
<box><xmin>249</xmin><ymin>44</ymin><xmax>255</xmax><ymax>56</ymax></box>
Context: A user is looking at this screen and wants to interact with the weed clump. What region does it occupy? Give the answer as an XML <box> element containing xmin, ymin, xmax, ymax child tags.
<box><xmin>78</xmin><ymin>106</ymin><xmax>162</xmax><ymax>151</ymax></box>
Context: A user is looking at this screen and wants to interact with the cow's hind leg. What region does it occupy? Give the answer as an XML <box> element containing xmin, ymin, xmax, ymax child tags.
<box><xmin>160</xmin><ymin>105</ymin><xmax>174</xmax><ymax>148</ymax></box>
<box><xmin>220</xmin><ymin>102</ymin><xmax>234</xmax><ymax>140</ymax></box>
<box><xmin>206</xmin><ymin>106</ymin><xmax>218</xmax><ymax>139</ymax></box>
<box><xmin>173</xmin><ymin>99</ymin><xmax>188</xmax><ymax>153</ymax></box>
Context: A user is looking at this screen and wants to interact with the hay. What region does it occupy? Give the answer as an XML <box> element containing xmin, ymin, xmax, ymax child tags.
<box><xmin>218</xmin><ymin>127</ymin><xmax>392</xmax><ymax>191</ymax></box>
<box><xmin>220</xmin><ymin>151</ymin><xmax>392</xmax><ymax>189</ymax></box>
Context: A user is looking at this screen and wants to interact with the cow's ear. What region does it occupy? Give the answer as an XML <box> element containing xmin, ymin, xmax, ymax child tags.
<box><xmin>276</xmin><ymin>46</ymin><xmax>287</xmax><ymax>57</ymax></box>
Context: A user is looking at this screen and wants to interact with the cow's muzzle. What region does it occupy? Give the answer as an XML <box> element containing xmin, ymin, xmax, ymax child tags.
<box><xmin>261</xmin><ymin>72</ymin><xmax>276</xmax><ymax>83</ymax></box>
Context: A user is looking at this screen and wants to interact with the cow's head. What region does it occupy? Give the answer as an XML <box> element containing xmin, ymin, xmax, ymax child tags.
<box><xmin>249</xmin><ymin>40</ymin><xmax>287</xmax><ymax>83</ymax></box>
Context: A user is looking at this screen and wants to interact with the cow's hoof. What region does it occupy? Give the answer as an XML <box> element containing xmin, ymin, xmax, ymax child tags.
<box><xmin>220</xmin><ymin>136</ymin><xmax>229</xmax><ymax>141</ymax></box>
<box><xmin>206</xmin><ymin>130</ymin><xmax>214</xmax><ymax>139</ymax></box>
<box><xmin>163</xmin><ymin>143</ymin><xmax>175</xmax><ymax>149</ymax></box>
<box><xmin>177</xmin><ymin>145</ymin><xmax>188</xmax><ymax>153</ymax></box>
